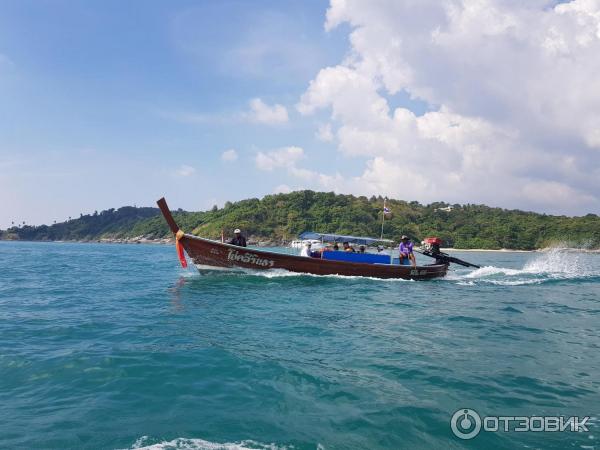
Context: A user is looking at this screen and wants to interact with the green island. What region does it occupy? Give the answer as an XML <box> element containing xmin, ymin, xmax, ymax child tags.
<box><xmin>2</xmin><ymin>191</ymin><xmax>599</xmax><ymax>250</ymax></box>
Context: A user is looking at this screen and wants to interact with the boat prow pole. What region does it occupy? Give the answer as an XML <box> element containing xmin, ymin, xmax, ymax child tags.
<box><xmin>157</xmin><ymin>197</ymin><xmax>188</xmax><ymax>268</ymax></box>
<box><xmin>156</xmin><ymin>197</ymin><xmax>180</xmax><ymax>234</ymax></box>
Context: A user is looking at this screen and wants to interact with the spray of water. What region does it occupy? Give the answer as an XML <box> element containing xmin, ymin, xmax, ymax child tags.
<box><xmin>459</xmin><ymin>247</ymin><xmax>598</xmax><ymax>285</ymax></box>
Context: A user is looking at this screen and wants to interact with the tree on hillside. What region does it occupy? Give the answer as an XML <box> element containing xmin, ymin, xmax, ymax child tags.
<box><xmin>3</xmin><ymin>191</ymin><xmax>598</xmax><ymax>249</ymax></box>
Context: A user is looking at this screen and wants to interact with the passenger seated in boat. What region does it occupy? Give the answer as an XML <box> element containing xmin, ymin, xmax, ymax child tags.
<box><xmin>332</xmin><ymin>243</ymin><xmax>339</xmax><ymax>251</ymax></box>
<box><xmin>358</xmin><ymin>245</ymin><xmax>366</xmax><ymax>253</ymax></box>
<box><xmin>228</xmin><ymin>228</ymin><xmax>247</xmax><ymax>247</ymax></box>
<box><xmin>343</xmin><ymin>242</ymin><xmax>355</xmax><ymax>252</ymax></box>
<box><xmin>399</xmin><ymin>235</ymin><xmax>416</xmax><ymax>267</ymax></box>
<box><xmin>300</xmin><ymin>242</ymin><xmax>312</xmax><ymax>257</ymax></box>
<box><xmin>312</xmin><ymin>243</ymin><xmax>332</xmax><ymax>256</ymax></box>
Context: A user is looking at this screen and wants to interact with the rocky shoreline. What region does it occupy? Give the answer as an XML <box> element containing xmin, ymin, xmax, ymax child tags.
<box><xmin>0</xmin><ymin>235</ymin><xmax>283</xmax><ymax>247</ymax></box>
<box><xmin>2</xmin><ymin>236</ymin><xmax>599</xmax><ymax>252</ymax></box>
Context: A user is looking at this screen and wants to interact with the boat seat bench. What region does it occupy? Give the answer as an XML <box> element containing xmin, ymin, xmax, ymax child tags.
<box><xmin>321</xmin><ymin>251</ymin><xmax>391</xmax><ymax>264</ymax></box>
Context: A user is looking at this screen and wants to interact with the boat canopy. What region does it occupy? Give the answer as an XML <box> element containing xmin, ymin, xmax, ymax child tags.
<box><xmin>299</xmin><ymin>231</ymin><xmax>394</xmax><ymax>246</ymax></box>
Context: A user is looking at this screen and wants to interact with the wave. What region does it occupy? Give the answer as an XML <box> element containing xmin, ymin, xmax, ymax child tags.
<box><xmin>241</xmin><ymin>268</ymin><xmax>412</xmax><ymax>282</ymax></box>
<box><xmin>126</xmin><ymin>436</ymin><xmax>295</xmax><ymax>450</ymax></box>
<box><xmin>187</xmin><ymin>266</ymin><xmax>412</xmax><ymax>282</ymax></box>
<box><xmin>455</xmin><ymin>247</ymin><xmax>599</xmax><ymax>286</ymax></box>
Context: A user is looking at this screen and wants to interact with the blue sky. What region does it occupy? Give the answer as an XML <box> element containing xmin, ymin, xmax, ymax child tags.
<box><xmin>1</xmin><ymin>0</ymin><xmax>599</xmax><ymax>228</ymax></box>
<box><xmin>0</xmin><ymin>0</ymin><xmax>350</xmax><ymax>227</ymax></box>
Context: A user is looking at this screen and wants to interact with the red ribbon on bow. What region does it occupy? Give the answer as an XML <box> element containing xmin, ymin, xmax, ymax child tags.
<box><xmin>175</xmin><ymin>229</ymin><xmax>188</xmax><ymax>268</ymax></box>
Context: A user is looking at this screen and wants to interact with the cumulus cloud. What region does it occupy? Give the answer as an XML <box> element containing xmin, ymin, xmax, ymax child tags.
<box><xmin>522</xmin><ymin>180</ymin><xmax>597</xmax><ymax>207</ymax></box>
<box><xmin>255</xmin><ymin>146</ymin><xmax>346</xmax><ymax>191</ymax></box>
<box><xmin>274</xmin><ymin>184</ymin><xmax>292</xmax><ymax>194</ymax></box>
<box><xmin>294</xmin><ymin>0</ymin><xmax>600</xmax><ymax>214</ymax></box>
<box><xmin>255</xmin><ymin>146</ymin><xmax>304</xmax><ymax>171</ymax></box>
<box><xmin>161</xmin><ymin>98</ymin><xmax>288</xmax><ymax>127</ymax></box>
<box><xmin>176</xmin><ymin>164</ymin><xmax>196</xmax><ymax>177</ymax></box>
<box><xmin>245</xmin><ymin>98</ymin><xmax>289</xmax><ymax>125</ymax></box>
<box><xmin>221</xmin><ymin>149</ymin><xmax>238</xmax><ymax>162</ymax></box>
<box><xmin>316</xmin><ymin>123</ymin><xmax>334</xmax><ymax>142</ymax></box>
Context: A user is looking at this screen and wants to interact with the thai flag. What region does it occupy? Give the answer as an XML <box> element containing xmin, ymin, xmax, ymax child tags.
<box><xmin>383</xmin><ymin>205</ymin><xmax>390</xmax><ymax>214</ymax></box>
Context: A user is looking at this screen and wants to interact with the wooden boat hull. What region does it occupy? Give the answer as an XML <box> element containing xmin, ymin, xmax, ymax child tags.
<box><xmin>157</xmin><ymin>198</ymin><xmax>448</xmax><ymax>280</ymax></box>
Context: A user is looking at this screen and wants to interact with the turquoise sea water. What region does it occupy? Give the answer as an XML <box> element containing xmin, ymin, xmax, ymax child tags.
<box><xmin>0</xmin><ymin>241</ymin><xmax>598</xmax><ymax>450</ymax></box>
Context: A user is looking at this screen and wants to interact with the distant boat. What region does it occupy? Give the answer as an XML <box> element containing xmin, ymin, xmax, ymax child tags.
<box><xmin>157</xmin><ymin>198</ymin><xmax>449</xmax><ymax>280</ymax></box>
<box><xmin>289</xmin><ymin>239</ymin><xmax>321</xmax><ymax>249</ymax></box>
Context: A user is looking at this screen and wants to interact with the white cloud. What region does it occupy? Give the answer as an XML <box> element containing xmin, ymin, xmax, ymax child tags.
<box><xmin>221</xmin><ymin>149</ymin><xmax>238</xmax><ymax>162</ymax></box>
<box><xmin>293</xmin><ymin>0</ymin><xmax>600</xmax><ymax>214</ymax></box>
<box><xmin>254</xmin><ymin>146</ymin><xmax>346</xmax><ymax>192</ymax></box>
<box><xmin>158</xmin><ymin>99</ymin><xmax>288</xmax><ymax>127</ymax></box>
<box><xmin>274</xmin><ymin>184</ymin><xmax>292</xmax><ymax>194</ymax></box>
<box><xmin>245</xmin><ymin>98</ymin><xmax>289</xmax><ymax>125</ymax></box>
<box><xmin>316</xmin><ymin>123</ymin><xmax>334</xmax><ymax>142</ymax></box>
<box><xmin>150</xmin><ymin>98</ymin><xmax>281</xmax><ymax>128</ymax></box>
<box><xmin>522</xmin><ymin>180</ymin><xmax>597</xmax><ymax>208</ymax></box>
<box><xmin>255</xmin><ymin>146</ymin><xmax>304</xmax><ymax>171</ymax></box>
<box><xmin>176</xmin><ymin>164</ymin><xmax>196</xmax><ymax>177</ymax></box>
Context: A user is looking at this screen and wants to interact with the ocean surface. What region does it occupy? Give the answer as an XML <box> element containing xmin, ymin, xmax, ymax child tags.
<box><xmin>0</xmin><ymin>241</ymin><xmax>598</xmax><ymax>450</ymax></box>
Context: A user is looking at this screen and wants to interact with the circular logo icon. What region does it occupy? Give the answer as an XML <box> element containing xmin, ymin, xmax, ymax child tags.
<box><xmin>451</xmin><ymin>408</ymin><xmax>482</xmax><ymax>440</ymax></box>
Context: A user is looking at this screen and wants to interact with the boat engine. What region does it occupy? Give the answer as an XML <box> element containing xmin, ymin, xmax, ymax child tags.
<box><xmin>421</xmin><ymin>237</ymin><xmax>443</xmax><ymax>254</ymax></box>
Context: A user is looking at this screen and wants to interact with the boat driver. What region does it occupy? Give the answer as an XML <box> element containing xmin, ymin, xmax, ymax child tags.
<box><xmin>399</xmin><ymin>235</ymin><xmax>416</xmax><ymax>267</ymax></box>
<box><xmin>229</xmin><ymin>228</ymin><xmax>247</xmax><ymax>247</ymax></box>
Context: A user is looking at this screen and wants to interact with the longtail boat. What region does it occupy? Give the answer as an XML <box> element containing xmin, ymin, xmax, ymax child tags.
<box><xmin>157</xmin><ymin>197</ymin><xmax>449</xmax><ymax>280</ymax></box>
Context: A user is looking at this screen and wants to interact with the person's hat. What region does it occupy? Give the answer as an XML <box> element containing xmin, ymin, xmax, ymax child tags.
<box><xmin>234</xmin><ymin>228</ymin><xmax>241</xmax><ymax>234</ymax></box>
<box><xmin>401</xmin><ymin>235</ymin><xmax>409</xmax><ymax>240</ymax></box>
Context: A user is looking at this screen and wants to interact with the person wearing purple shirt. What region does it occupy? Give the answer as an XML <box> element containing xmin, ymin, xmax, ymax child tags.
<box><xmin>399</xmin><ymin>235</ymin><xmax>416</xmax><ymax>267</ymax></box>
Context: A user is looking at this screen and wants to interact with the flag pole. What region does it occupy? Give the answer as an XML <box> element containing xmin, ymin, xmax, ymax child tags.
<box><xmin>380</xmin><ymin>199</ymin><xmax>386</xmax><ymax>241</ymax></box>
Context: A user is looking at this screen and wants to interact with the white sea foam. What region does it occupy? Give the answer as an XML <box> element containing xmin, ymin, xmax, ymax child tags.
<box><xmin>181</xmin><ymin>269</ymin><xmax>201</xmax><ymax>278</ymax></box>
<box><xmin>243</xmin><ymin>268</ymin><xmax>305</xmax><ymax>278</ymax></box>
<box><xmin>485</xmin><ymin>278</ymin><xmax>545</xmax><ymax>286</ymax></box>
<box><xmin>522</xmin><ymin>246</ymin><xmax>591</xmax><ymax>277</ymax></box>
<box><xmin>456</xmin><ymin>247</ymin><xmax>598</xmax><ymax>286</ymax></box>
<box><xmin>127</xmin><ymin>436</ymin><xmax>292</xmax><ymax>450</ymax></box>
<box><xmin>241</xmin><ymin>268</ymin><xmax>411</xmax><ymax>282</ymax></box>
<box><xmin>183</xmin><ymin>265</ymin><xmax>412</xmax><ymax>282</ymax></box>
<box><xmin>463</xmin><ymin>266</ymin><xmax>523</xmax><ymax>278</ymax></box>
